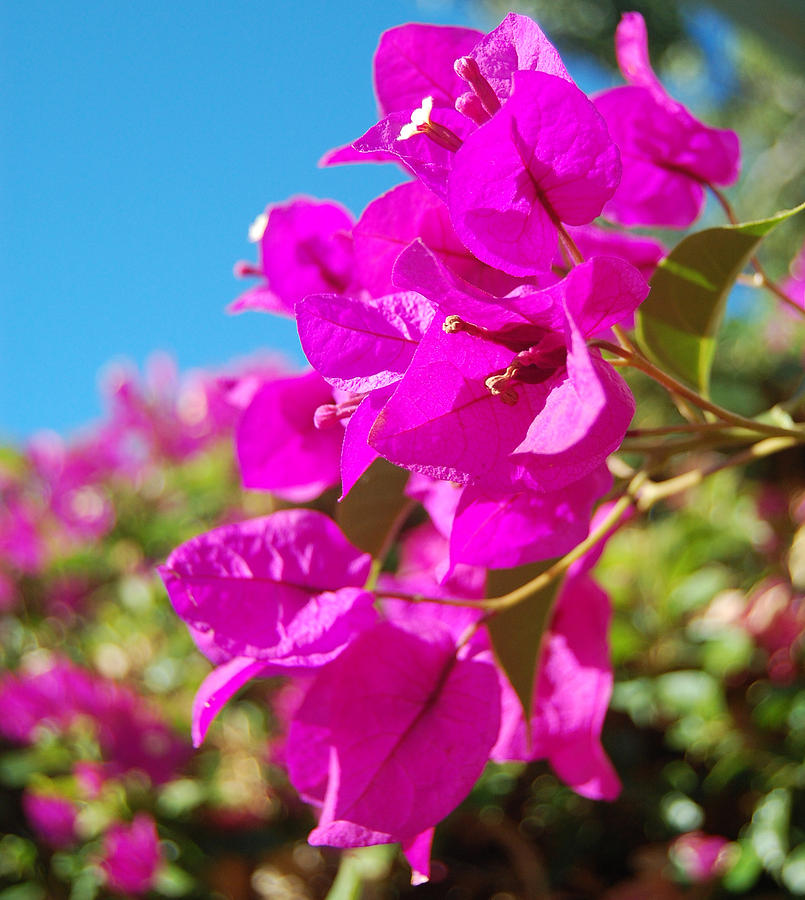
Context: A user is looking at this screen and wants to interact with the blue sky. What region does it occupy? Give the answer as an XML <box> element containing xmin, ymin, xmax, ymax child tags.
<box><xmin>1</xmin><ymin>0</ymin><xmax>491</xmax><ymax>439</ymax></box>
<box><xmin>0</xmin><ymin>1</ymin><xmax>755</xmax><ymax>441</ymax></box>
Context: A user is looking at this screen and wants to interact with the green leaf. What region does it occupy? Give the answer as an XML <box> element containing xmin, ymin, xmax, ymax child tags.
<box><xmin>325</xmin><ymin>847</ymin><xmax>395</xmax><ymax>900</ymax></box>
<box><xmin>486</xmin><ymin>562</ymin><xmax>561</xmax><ymax>725</ymax></box>
<box><xmin>335</xmin><ymin>459</ymin><xmax>410</xmax><ymax>558</ymax></box>
<box><xmin>636</xmin><ymin>201</ymin><xmax>805</xmax><ymax>396</ymax></box>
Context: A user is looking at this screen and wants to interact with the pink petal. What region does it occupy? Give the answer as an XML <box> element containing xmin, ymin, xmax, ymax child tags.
<box><xmin>305</xmin><ymin>622</ymin><xmax>500</xmax><ymax>842</ymax></box>
<box><xmin>393</xmin><ymin>239</ymin><xmax>536</xmax><ymax>331</ymax></box>
<box><xmin>503</xmin><ymin>256</ymin><xmax>648</xmax><ymax>340</ymax></box>
<box><xmin>354</xmin><ymin>108</ymin><xmax>475</xmax><ymax>201</ymax></box>
<box><xmin>614</xmin><ymin>11</ymin><xmax>671</xmax><ymax>105</ymax></box>
<box><xmin>379</xmin><ymin>522</ymin><xmax>485</xmax><ymax>642</ymax></box>
<box><xmin>565</xmin><ymin>224</ymin><xmax>666</xmax><ymax>284</ymax></box>
<box><xmin>374</xmin><ymin>23</ymin><xmax>482</xmax><ymax>115</ymax></box>
<box><xmin>158</xmin><ymin>510</ymin><xmax>373</xmax><ymax>660</ymax></box>
<box><xmin>340</xmin><ymin>384</ymin><xmax>395</xmax><ymax>499</ymax></box>
<box><xmin>403</xmin><ymin>829</ymin><xmax>435</xmax><ymax>885</ymax></box>
<box><xmin>369</xmin><ymin>321</ymin><xmax>551</xmax><ymax>487</ymax></box>
<box><xmin>469</xmin><ymin>12</ymin><xmax>571</xmax><ymax>101</ymax></box>
<box><xmin>192</xmin><ymin>656</ymin><xmax>269</xmax><ymax>748</ymax></box>
<box><xmin>510</xmin><ymin>309</ymin><xmax>635</xmax><ymax>491</ymax></box>
<box><xmin>236</xmin><ymin>371</ymin><xmax>343</xmax><ymax>501</ymax></box>
<box><xmin>405</xmin><ymin>472</ymin><xmax>462</xmax><ymax>538</ymax></box>
<box><xmin>450</xmin><ymin>463</ymin><xmax>612</xmax><ymax>570</ymax></box>
<box><xmin>228</xmin><ymin>283</ymin><xmax>286</xmax><ymax>316</ymax></box>
<box><xmin>231</xmin><ymin>198</ymin><xmax>355</xmax><ymax>316</ymax></box>
<box><xmin>297</xmin><ymin>291</ymin><xmax>433</xmax><ymax>394</ymax></box>
<box><xmin>448</xmin><ymin>71</ymin><xmax>620</xmax><ymax>275</ymax></box>
<box><xmin>596</xmin><ymin>85</ymin><xmax>739</xmax><ymax>227</ymax></box>
<box><xmin>286</xmin><ymin>675</ymin><xmax>337</xmax><ymax>806</ymax></box>
<box><xmin>541</xmin><ymin>576</ymin><xmax>620</xmax><ymax>800</ymax></box>
<box><xmin>354</xmin><ymin>180</ymin><xmax>525</xmax><ymax>298</ymax></box>
<box><xmin>319</xmin><ymin>142</ymin><xmax>399</xmax><ymax>167</ymax></box>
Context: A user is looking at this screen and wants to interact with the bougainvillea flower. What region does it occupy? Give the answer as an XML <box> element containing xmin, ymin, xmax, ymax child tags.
<box><xmin>236</xmin><ymin>370</ymin><xmax>343</xmax><ymax>501</ymax></box>
<box><xmin>286</xmin><ymin>621</ymin><xmax>500</xmax><ymax>851</ymax></box>
<box><xmin>491</xmin><ymin>573</ymin><xmax>620</xmax><ymax>800</ymax></box>
<box><xmin>100</xmin><ymin>814</ymin><xmax>162</xmax><ymax>895</ymax></box>
<box><xmin>448</xmin><ymin>70</ymin><xmax>621</xmax><ymax>275</ymax></box>
<box><xmin>22</xmin><ymin>790</ymin><xmax>79</xmax><ymax>848</ymax></box>
<box><xmin>321</xmin><ymin>23</ymin><xmax>482</xmax><ymax>167</ymax></box>
<box><xmin>0</xmin><ymin>657</ymin><xmax>190</xmax><ymax>784</ymax></box>
<box><xmin>159</xmin><ymin>510</ymin><xmax>375</xmax><ymax>662</ymax></box>
<box><xmin>368</xmin><ymin>242</ymin><xmax>646</xmax><ymax>492</ymax></box>
<box><xmin>670</xmin><ymin>832</ymin><xmax>732</xmax><ymax>883</ymax></box>
<box><xmin>27</xmin><ymin>431</ymin><xmax>116</xmax><ymax>541</ymax></box>
<box><xmin>97</xmin><ymin>695</ymin><xmax>191</xmax><ymax>785</ymax></box>
<box><xmin>595</xmin><ymin>12</ymin><xmax>739</xmax><ymax>227</ymax></box>
<box><xmin>449</xmin><ymin>463</ymin><xmax>612</xmax><ymax>570</ymax></box>
<box><xmin>231</xmin><ymin>198</ymin><xmax>355</xmax><ymax>316</ymax></box>
<box><xmin>324</xmin><ymin>13</ymin><xmax>569</xmax><ymax>176</ymax></box>
<box><xmin>103</xmin><ymin>353</ymin><xmax>261</xmax><ymax>464</ymax></box>
<box><xmin>0</xmin><ymin>658</ymin><xmax>102</xmax><ymax>743</ymax></box>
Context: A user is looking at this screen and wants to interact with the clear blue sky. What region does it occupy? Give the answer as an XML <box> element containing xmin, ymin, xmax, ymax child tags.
<box><xmin>1</xmin><ymin>0</ymin><xmax>491</xmax><ymax>440</ymax></box>
<box><xmin>0</xmin><ymin>1</ymin><xmax>752</xmax><ymax>442</ymax></box>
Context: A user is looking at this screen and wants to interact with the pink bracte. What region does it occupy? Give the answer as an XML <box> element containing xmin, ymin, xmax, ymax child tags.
<box><xmin>162</xmin><ymin>9</ymin><xmax>669</xmax><ymax>884</ymax></box>
<box><xmin>160</xmin><ymin>505</ymin><xmax>621</xmax><ymax>883</ymax></box>
<box><xmin>594</xmin><ymin>11</ymin><xmax>740</xmax><ymax>227</ymax></box>
<box><xmin>338</xmin><ymin>15</ymin><xmax>620</xmax><ymax>274</ymax></box>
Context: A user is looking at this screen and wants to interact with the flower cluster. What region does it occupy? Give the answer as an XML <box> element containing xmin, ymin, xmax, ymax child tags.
<box><xmin>162</xmin><ymin>9</ymin><xmax>745</xmax><ymax>884</ymax></box>
<box><xmin>0</xmin><ymin>657</ymin><xmax>179</xmax><ymax>893</ymax></box>
<box><xmin>0</xmin><ymin>656</ymin><xmax>191</xmax><ymax>785</ymax></box>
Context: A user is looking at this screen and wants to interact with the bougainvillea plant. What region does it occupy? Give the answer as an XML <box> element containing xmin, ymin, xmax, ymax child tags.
<box><xmin>158</xmin><ymin>9</ymin><xmax>805</xmax><ymax>887</ymax></box>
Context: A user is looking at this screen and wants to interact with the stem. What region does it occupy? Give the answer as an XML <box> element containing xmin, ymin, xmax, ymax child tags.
<box><xmin>376</xmin><ymin>434</ymin><xmax>799</xmax><ymax>617</ymax></box>
<box><xmin>377</xmin><ymin>586</ymin><xmax>489</xmax><ymax>607</ymax></box>
<box><xmin>621</xmin><ymin>433</ymin><xmax>756</xmax><ymax>457</ymax></box>
<box><xmin>634</xmin><ymin>436</ymin><xmax>798</xmax><ymax>509</ymax></box>
<box><xmin>709</xmin><ymin>184</ymin><xmax>805</xmax><ymax>318</ymax></box>
<box><xmin>593</xmin><ymin>340</ymin><xmax>803</xmax><ymax>438</ymax></box>
<box><xmin>483</xmin><ymin>490</ymin><xmax>637</xmax><ymax>611</ymax></box>
<box><xmin>627</xmin><ymin>422</ymin><xmax>756</xmax><ymax>437</ymax></box>
<box><xmin>612</xmin><ymin>323</ymin><xmax>636</xmax><ymax>354</ymax></box>
<box><xmin>670</xmin><ymin>394</ymin><xmax>707</xmax><ymax>424</ymax></box>
<box><xmin>556</xmin><ymin>223</ymin><xmax>584</xmax><ymax>266</ymax></box>
<box><xmin>377</xmin><ymin>483</ymin><xmax>640</xmax><ymax>612</ymax></box>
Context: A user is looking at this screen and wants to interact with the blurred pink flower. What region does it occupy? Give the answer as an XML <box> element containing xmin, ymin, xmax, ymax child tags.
<box><xmin>100</xmin><ymin>814</ymin><xmax>161</xmax><ymax>895</ymax></box>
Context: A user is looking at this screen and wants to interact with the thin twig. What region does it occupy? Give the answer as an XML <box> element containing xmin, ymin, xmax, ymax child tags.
<box><xmin>709</xmin><ymin>184</ymin><xmax>805</xmax><ymax>318</ymax></box>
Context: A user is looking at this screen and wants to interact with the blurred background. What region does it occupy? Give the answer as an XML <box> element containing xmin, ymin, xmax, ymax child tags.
<box><xmin>2</xmin><ymin>0</ymin><xmax>804</xmax><ymax>439</ymax></box>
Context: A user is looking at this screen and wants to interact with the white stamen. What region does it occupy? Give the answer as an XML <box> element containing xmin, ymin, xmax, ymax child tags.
<box><xmin>398</xmin><ymin>96</ymin><xmax>434</xmax><ymax>141</ymax></box>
